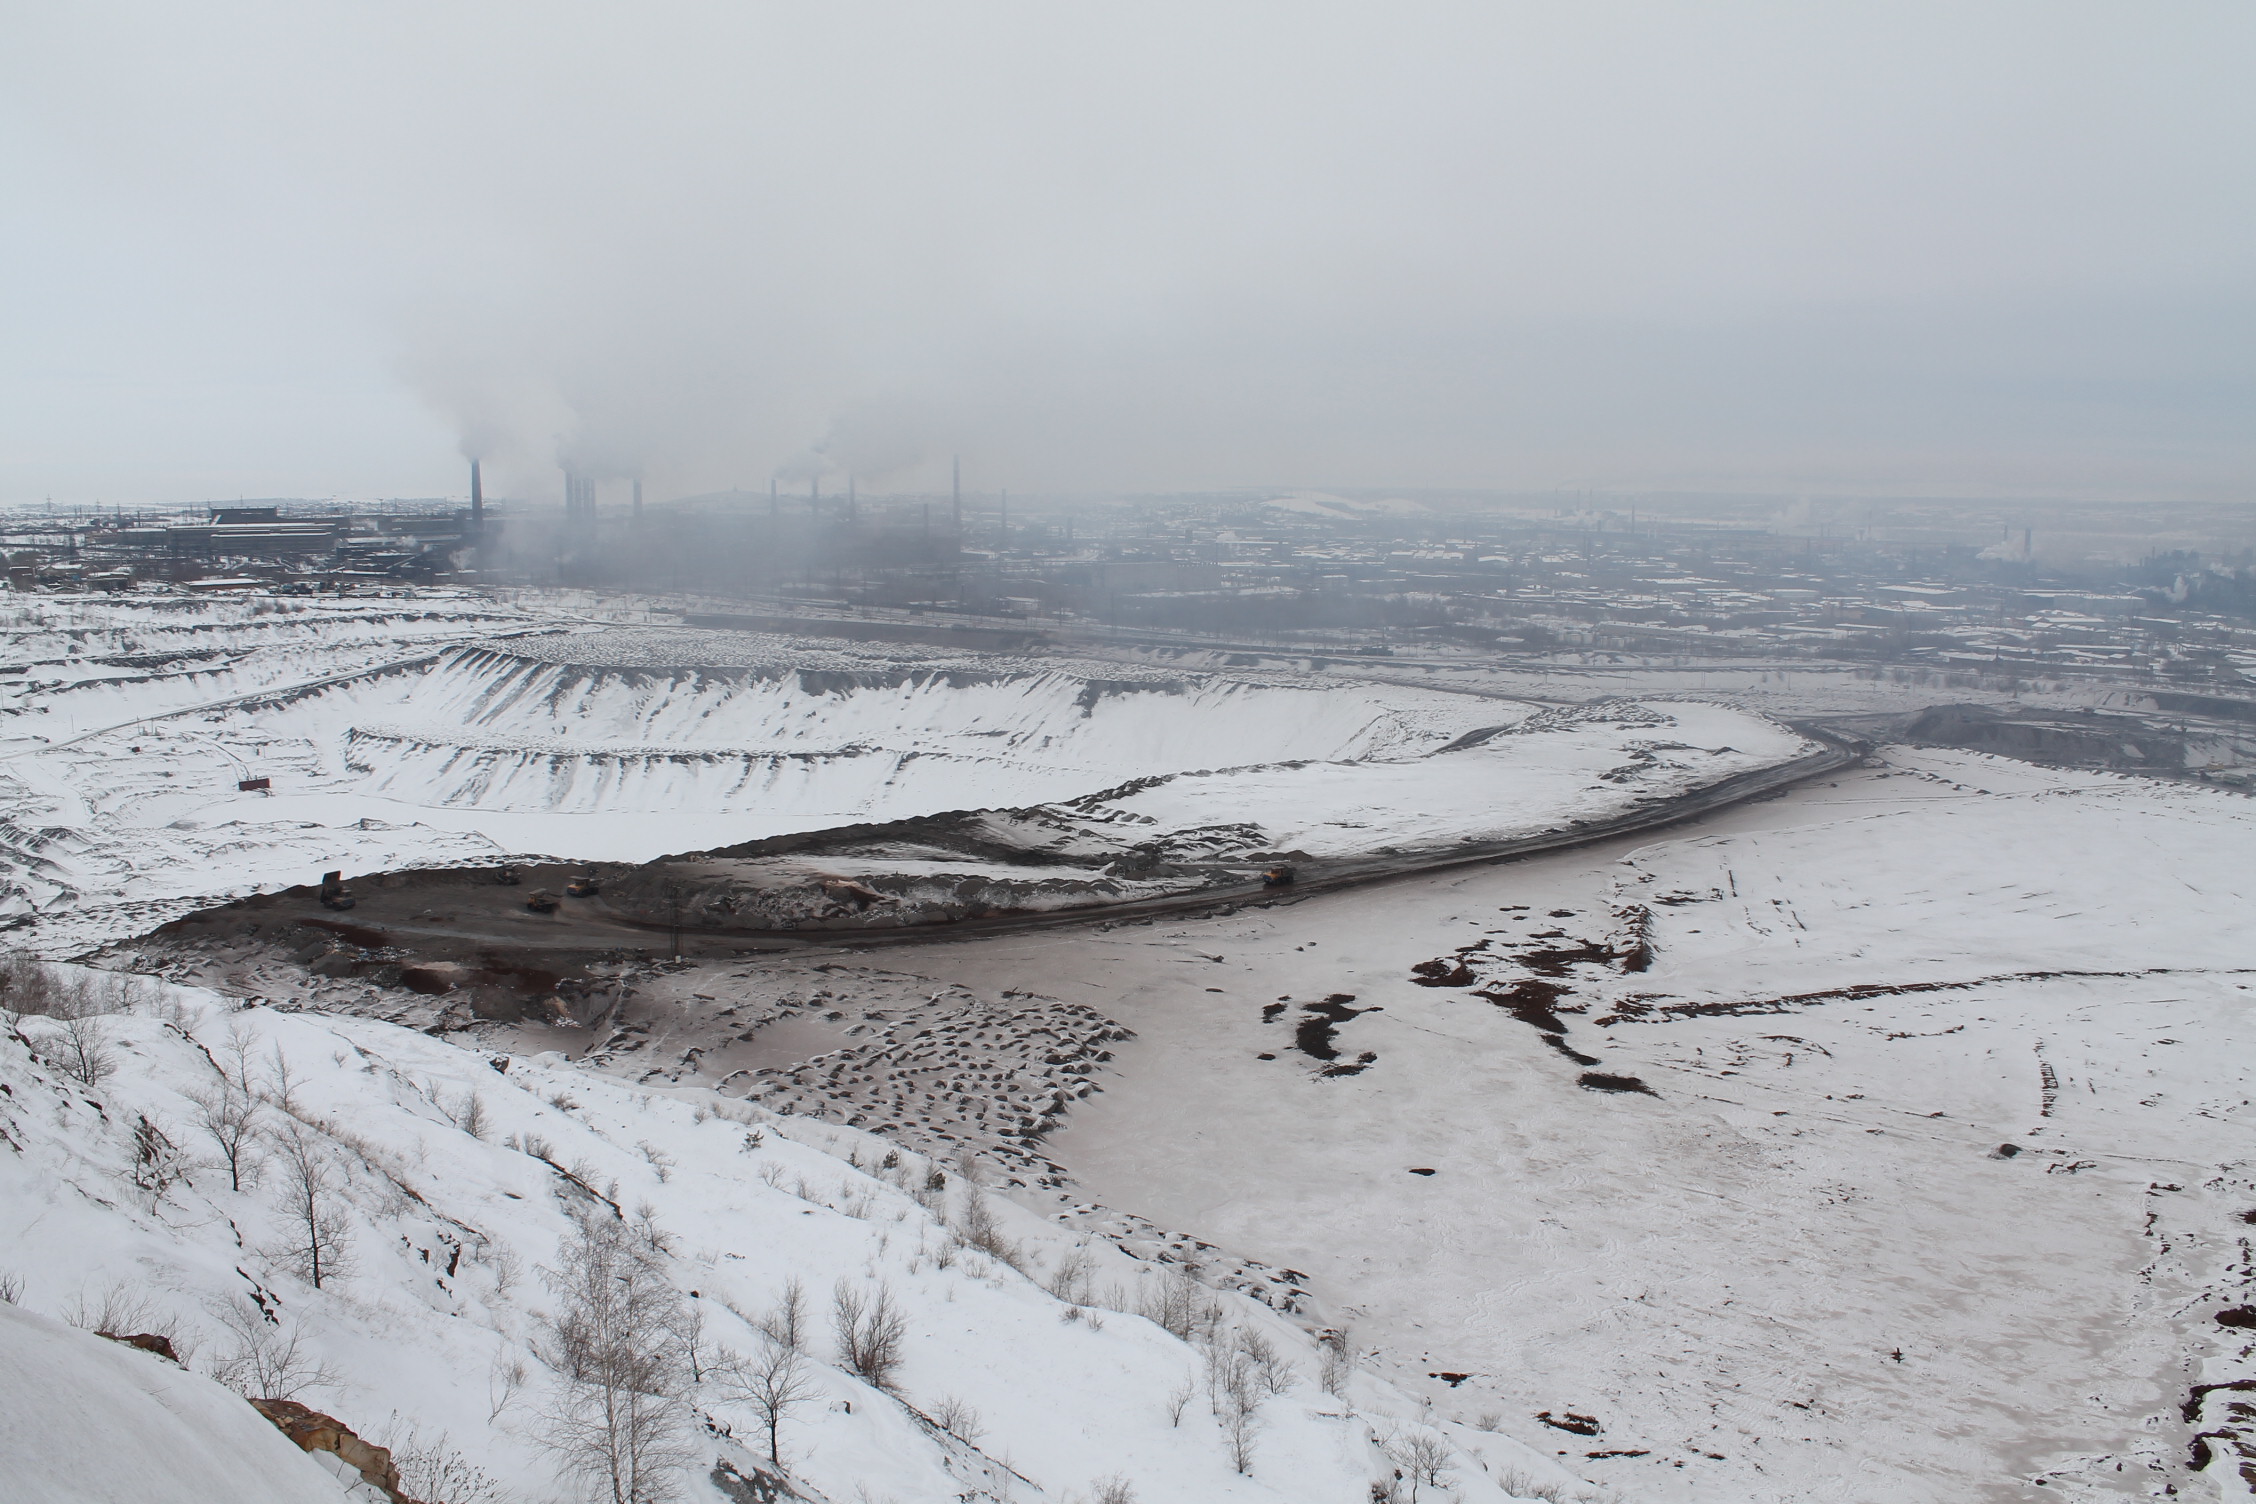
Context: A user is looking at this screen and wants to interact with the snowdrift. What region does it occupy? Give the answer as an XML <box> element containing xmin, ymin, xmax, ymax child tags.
<box><xmin>0</xmin><ymin>1303</ymin><xmax>362</xmax><ymax>1504</ymax></box>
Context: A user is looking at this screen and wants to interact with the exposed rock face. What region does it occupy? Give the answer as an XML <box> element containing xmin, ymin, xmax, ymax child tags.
<box><xmin>98</xmin><ymin>1330</ymin><xmax>183</xmax><ymax>1364</ymax></box>
<box><xmin>248</xmin><ymin>1397</ymin><xmax>414</xmax><ymax>1503</ymax></box>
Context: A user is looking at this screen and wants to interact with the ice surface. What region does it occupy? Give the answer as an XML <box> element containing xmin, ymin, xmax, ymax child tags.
<box><xmin>889</xmin><ymin>750</ymin><xmax>2256</xmax><ymax>1501</ymax></box>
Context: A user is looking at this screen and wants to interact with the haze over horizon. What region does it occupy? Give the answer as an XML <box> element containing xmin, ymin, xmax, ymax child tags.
<box><xmin>3</xmin><ymin>2</ymin><xmax>2250</xmax><ymax>507</ymax></box>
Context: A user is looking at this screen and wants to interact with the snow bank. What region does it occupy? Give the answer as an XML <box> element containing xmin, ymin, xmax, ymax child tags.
<box><xmin>0</xmin><ymin>1302</ymin><xmax>354</xmax><ymax>1504</ymax></box>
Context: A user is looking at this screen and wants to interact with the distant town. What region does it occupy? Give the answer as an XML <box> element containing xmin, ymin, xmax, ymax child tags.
<box><xmin>5</xmin><ymin>485</ymin><xmax>2253</xmax><ymax>683</ymax></box>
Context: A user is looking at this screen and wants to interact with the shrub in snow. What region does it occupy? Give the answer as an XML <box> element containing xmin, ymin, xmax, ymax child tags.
<box><xmin>830</xmin><ymin>1277</ymin><xmax>907</xmax><ymax>1391</ymax></box>
<box><xmin>718</xmin><ymin>1335</ymin><xmax>817</xmax><ymax>1467</ymax></box>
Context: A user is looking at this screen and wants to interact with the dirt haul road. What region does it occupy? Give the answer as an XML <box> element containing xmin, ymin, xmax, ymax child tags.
<box><xmin>184</xmin><ymin>728</ymin><xmax>1862</xmax><ymax>965</ymax></box>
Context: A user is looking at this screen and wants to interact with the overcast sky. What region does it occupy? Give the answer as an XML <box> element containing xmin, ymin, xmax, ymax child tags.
<box><xmin>2</xmin><ymin>2</ymin><xmax>2249</xmax><ymax>506</ymax></box>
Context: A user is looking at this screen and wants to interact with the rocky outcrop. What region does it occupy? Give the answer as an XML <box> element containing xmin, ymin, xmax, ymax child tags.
<box><xmin>98</xmin><ymin>1330</ymin><xmax>183</xmax><ymax>1364</ymax></box>
<box><xmin>248</xmin><ymin>1397</ymin><xmax>417</xmax><ymax>1504</ymax></box>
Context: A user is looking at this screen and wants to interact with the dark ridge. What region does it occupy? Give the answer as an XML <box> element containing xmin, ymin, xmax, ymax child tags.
<box><xmin>1542</xmin><ymin>1034</ymin><xmax>1602</xmax><ymax>1067</ymax></box>
<box><xmin>1578</xmin><ymin>1072</ymin><xmax>1655</xmax><ymax>1095</ymax></box>
<box><xmin>1599</xmin><ymin>964</ymin><xmax>2256</xmax><ymax>1025</ymax></box>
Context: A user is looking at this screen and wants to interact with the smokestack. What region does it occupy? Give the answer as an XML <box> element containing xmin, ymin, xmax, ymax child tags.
<box><xmin>1000</xmin><ymin>488</ymin><xmax>1008</xmax><ymax>552</ymax></box>
<box><xmin>561</xmin><ymin>466</ymin><xmax>596</xmax><ymax>531</ymax></box>
<box><xmin>847</xmin><ymin>475</ymin><xmax>857</xmax><ymax>524</ymax></box>
<box><xmin>951</xmin><ymin>455</ymin><xmax>961</xmax><ymax>533</ymax></box>
<box><xmin>632</xmin><ymin>477</ymin><xmax>643</xmax><ymax>522</ymax></box>
<box><xmin>469</xmin><ymin>460</ymin><xmax>483</xmax><ymax>531</ymax></box>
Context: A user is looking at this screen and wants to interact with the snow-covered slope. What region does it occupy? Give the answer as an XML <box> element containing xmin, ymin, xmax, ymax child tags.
<box><xmin>1075</xmin><ymin>700</ymin><xmax>1815</xmax><ymax>862</ymax></box>
<box><xmin>0</xmin><ymin>975</ymin><xmax>1583</xmax><ymax>1504</ymax></box>
<box><xmin>598</xmin><ymin>699</ymin><xmax>1826</xmax><ymax>933</ymax></box>
<box><xmin>0</xmin><ymin>1303</ymin><xmax>359</xmax><ymax>1504</ymax></box>
<box><xmin>0</xmin><ymin>606</ymin><xmax>1526</xmax><ymax>947</ymax></box>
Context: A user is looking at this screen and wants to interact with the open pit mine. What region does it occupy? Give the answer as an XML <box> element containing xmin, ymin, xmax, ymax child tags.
<box><xmin>6</xmin><ymin>589</ymin><xmax>2254</xmax><ymax>1504</ymax></box>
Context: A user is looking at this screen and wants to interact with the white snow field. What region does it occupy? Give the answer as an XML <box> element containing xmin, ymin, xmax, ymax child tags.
<box><xmin>0</xmin><ymin>1302</ymin><xmax>364</xmax><ymax>1504</ymax></box>
<box><xmin>873</xmin><ymin>749</ymin><xmax>2256</xmax><ymax>1504</ymax></box>
<box><xmin>0</xmin><ymin>977</ymin><xmax>1583</xmax><ymax>1504</ymax></box>
<box><xmin>1073</xmin><ymin>700</ymin><xmax>1813</xmax><ymax>862</ymax></box>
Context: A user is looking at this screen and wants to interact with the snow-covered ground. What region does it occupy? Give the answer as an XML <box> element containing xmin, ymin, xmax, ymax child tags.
<box><xmin>0</xmin><ymin>975</ymin><xmax>1584</xmax><ymax>1503</ymax></box>
<box><xmin>857</xmin><ymin>750</ymin><xmax>2256</xmax><ymax>1503</ymax></box>
<box><xmin>0</xmin><ymin>596</ymin><xmax>1843</xmax><ymax>951</ymax></box>
<box><xmin>591</xmin><ymin>700</ymin><xmax>1825</xmax><ymax>933</ymax></box>
<box><xmin>0</xmin><ymin>1302</ymin><xmax>366</xmax><ymax>1504</ymax></box>
<box><xmin>1074</xmin><ymin>700</ymin><xmax>1813</xmax><ymax>862</ymax></box>
<box><xmin>19</xmin><ymin>588</ymin><xmax>2250</xmax><ymax>1501</ymax></box>
<box><xmin>0</xmin><ymin>599</ymin><xmax>1561</xmax><ymax>948</ymax></box>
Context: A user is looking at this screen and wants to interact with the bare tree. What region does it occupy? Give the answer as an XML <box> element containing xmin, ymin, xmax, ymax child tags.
<box><xmin>929</xmin><ymin>1394</ymin><xmax>983</xmax><ymax>1443</ymax></box>
<box><xmin>263</xmin><ymin>1045</ymin><xmax>303</xmax><ymax>1117</ymax></box>
<box><xmin>672</xmin><ymin>1296</ymin><xmax>709</xmax><ymax>1384</ymax></box>
<box><xmin>1382</xmin><ymin>1431</ymin><xmax>1455</xmax><ymax>1502</ymax></box>
<box><xmin>1164</xmin><ymin>1377</ymin><xmax>1196</xmax><ymax>1427</ymax></box>
<box><xmin>207</xmin><ymin>1298</ymin><xmax>338</xmax><ymax>1400</ymax></box>
<box><xmin>0</xmin><ymin>951</ymin><xmax>57</xmax><ymax>1023</ymax></box>
<box><xmin>269</xmin><ymin>1120</ymin><xmax>353</xmax><ymax>1289</ymax></box>
<box><xmin>1318</xmin><ymin>1325</ymin><xmax>1354</xmax><ymax>1396</ymax></box>
<box><xmin>1237</xmin><ymin>1326</ymin><xmax>1292</xmax><ymax>1398</ymax></box>
<box><xmin>830</xmin><ymin>1279</ymin><xmax>906</xmax><ymax>1391</ymax></box>
<box><xmin>216</xmin><ymin>1019</ymin><xmax>261</xmax><ymax>1098</ymax></box>
<box><xmin>1043</xmin><ymin>1245</ymin><xmax>1093</xmax><ymax>1304</ymax></box>
<box><xmin>53</xmin><ymin>1009</ymin><xmax>115</xmax><ymax>1086</ymax></box>
<box><xmin>756</xmin><ymin>1277</ymin><xmax>807</xmax><ymax>1353</ymax></box>
<box><xmin>1089</xmin><ymin>1479</ymin><xmax>1136</xmax><ymax>1504</ymax></box>
<box><xmin>720</xmin><ymin>1338</ymin><xmax>817</xmax><ymax>1468</ymax></box>
<box><xmin>488</xmin><ymin>1350</ymin><xmax>528</xmax><ymax>1423</ymax></box>
<box><xmin>376</xmin><ymin>1417</ymin><xmax>508</xmax><ymax>1504</ymax></box>
<box><xmin>129</xmin><ymin>1113</ymin><xmax>184</xmax><ymax>1205</ymax></box>
<box><xmin>1206</xmin><ymin>1345</ymin><xmax>1263</xmax><ymax>1475</ymax></box>
<box><xmin>190</xmin><ymin>1081</ymin><xmax>265</xmax><ymax>1191</ymax></box>
<box><xmin>65</xmin><ymin>1280</ymin><xmax>191</xmax><ymax>1359</ymax></box>
<box><xmin>1135</xmin><ymin>1270</ymin><xmax>1213</xmax><ymax>1341</ymax></box>
<box><xmin>539</xmin><ymin>1215</ymin><xmax>693</xmax><ymax>1504</ymax></box>
<box><xmin>953</xmin><ymin>1187</ymin><xmax>1019</xmax><ymax>1269</ymax></box>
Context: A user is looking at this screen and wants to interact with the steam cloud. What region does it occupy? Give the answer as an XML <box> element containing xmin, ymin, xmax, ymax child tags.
<box><xmin>3</xmin><ymin>2</ymin><xmax>2251</xmax><ymax>503</ymax></box>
